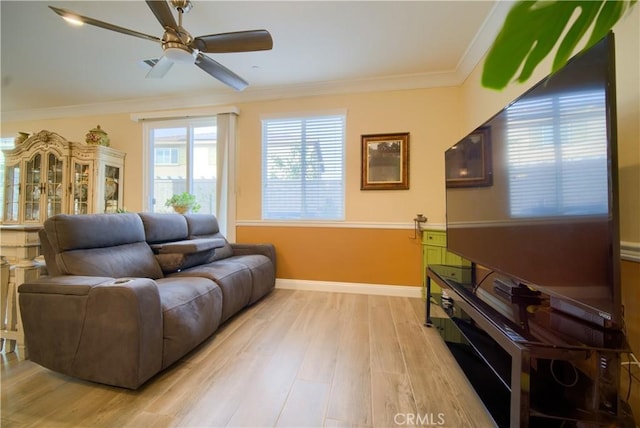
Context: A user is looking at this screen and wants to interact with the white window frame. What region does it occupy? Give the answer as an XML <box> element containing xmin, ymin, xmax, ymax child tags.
<box><xmin>143</xmin><ymin>117</ymin><xmax>216</xmax><ymax>213</ymax></box>
<box><xmin>134</xmin><ymin>106</ymin><xmax>238</xmax><ymax>238</ymax></box>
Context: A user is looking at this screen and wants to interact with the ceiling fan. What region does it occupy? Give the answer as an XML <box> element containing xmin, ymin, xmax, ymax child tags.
<box><xmin>49</xmin><ymin>0</ymin><xmax>273</xmax><ymax>91</ymax></box>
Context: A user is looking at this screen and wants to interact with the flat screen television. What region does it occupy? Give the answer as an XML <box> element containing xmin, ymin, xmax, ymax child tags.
<box><xmin>445</xmin><ymin>33</ymin><xmax>622</xmax><ymax>329</ymax></box>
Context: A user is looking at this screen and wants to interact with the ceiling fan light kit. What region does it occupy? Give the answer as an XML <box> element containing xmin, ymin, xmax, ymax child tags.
<box><xmin>61</xmin><ymin>15</ymin><xmax>83</xmax><ymax>27</ymax></box>
<box><xmin>164</xmin><ymin>46</ymin><xmax>196</xmax><ymax>63</ymax></box>
<box><xmin>49</xmin><ymin>0</ymin><xmax>273</xmax><ymax>91</ymax></box>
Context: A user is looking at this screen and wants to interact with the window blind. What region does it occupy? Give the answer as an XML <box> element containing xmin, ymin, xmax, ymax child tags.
<box><xmin>262</xmin><ymin>115</ymin><xmax>345</xmax><ymax>220</ymax></box>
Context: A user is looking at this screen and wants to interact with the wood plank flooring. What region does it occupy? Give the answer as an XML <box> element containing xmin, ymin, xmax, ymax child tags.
<box><xmin>1</xmin><ymin>289</ymin><xmax>495</xmax><ymax>427</ymax></box>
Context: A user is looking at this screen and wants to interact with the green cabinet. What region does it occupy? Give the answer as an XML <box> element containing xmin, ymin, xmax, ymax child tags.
<box><xmin>421</xmin><ymin>229</ymin><xmax>471</xmax><ymax>299</ymax></box>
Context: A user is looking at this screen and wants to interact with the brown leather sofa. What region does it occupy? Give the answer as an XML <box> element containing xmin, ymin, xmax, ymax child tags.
<box><xmin>18</xmin><ymin>212</ymin><xmax>275</xmax><ymax>389</ymax></box>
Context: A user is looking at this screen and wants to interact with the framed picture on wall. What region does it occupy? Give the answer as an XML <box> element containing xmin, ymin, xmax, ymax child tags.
<box><xmin>361</xmin><ymin>132</ymin><xmax>410</xmax><ymax>190</ymax></box>
<box><xmin>445</xmin><ymin>127</ymin><xmax>492</xmax><ymax>188</ymax></box>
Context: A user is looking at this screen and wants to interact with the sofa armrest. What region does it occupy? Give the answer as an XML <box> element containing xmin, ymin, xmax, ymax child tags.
<box><xmin>231</xmin><ymin>243</ymin><xmax>276</xmax><ymax>268</ymax></box>
<box><xmin>18</xmin><ymin>275</ymin><xmax>115</xmax><ymax>294</ymax></box>
<box><xmin>19</xmin><ymin>276</ymin><xmax>163</xmax><ymax>389</ymax></box>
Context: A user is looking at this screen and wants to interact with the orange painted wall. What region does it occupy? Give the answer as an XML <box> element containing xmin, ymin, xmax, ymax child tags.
<box><xmin>237</xmin><ymin>225</ymin><xmax>423</xmax><ymax>286</ymax></box>
<box><xmin>620</xmin><ymin>259</ymin><xmax>640</xmax><ymax>415</ymax></box>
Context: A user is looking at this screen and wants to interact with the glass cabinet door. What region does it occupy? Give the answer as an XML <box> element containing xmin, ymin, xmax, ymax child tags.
<box><xmin>24</xmin><ymin>154</ymin><xmax>42</xmax><ymax>222</ymax></box>
<box><xmin>72</xmin><ymin>162</ymin><xmax>90</xmax><ymax>215</ymax></box>
<box><xmin>3</xmin><ymin>133</ymin><xmax>125</xmax><ymax>222</ymax></box>
<box><xmin>46</xmin><ymin>153</ymin><xmax>64</xmax><ymax>218</ymax></box>
<box><xmin>3</xmin><ymin>164</ymin><xmax>20</xmax><ymax>222</ymax></box>
<box><xmin>104</xmin><ymin>164</ymin><xmax>120</xmax><ymax>213</ymax></box>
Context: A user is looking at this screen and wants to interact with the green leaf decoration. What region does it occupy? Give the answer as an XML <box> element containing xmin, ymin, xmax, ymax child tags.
<box><xmin>482</xmin><ymin>0</ymin><xmax>636</xmax><ymax>90</ymax></box>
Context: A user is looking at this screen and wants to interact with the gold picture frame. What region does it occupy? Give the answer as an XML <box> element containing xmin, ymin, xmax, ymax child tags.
<box><xmin>361</xmin><ymin>132</ymin><xmax>410</xmax><ymax>190</ymax></box>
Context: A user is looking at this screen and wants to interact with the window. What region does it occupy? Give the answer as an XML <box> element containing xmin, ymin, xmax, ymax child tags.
<box><xmin>262</xmin><ymin>114</ymin><xmax>345</xmax><ymax>220</ymax></box>
<box><xmin>147</xmin><ymin>118</ymin><xmax>217</xmax><ymax>214</ymax></box>
<box><xmin>154</xmin><ymin>147</ymin><xmax>179</xmax><ymax>165</ymax></box>
<box><xmin>506</xmin><ymin>90</ymin><xmax>608</xmax><ymax>217</ymax></box>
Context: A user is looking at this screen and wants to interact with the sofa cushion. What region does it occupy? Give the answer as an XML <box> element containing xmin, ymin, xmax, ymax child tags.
<box><xmin>155</xmin><ymin>277</ymin><xmax>223</xmax><ymax>368</ymax></box>
<box><xmin>184</xmin><ymin>214</ymin><xmax>234</xmax><ymax>260</ymax></box>
<box><xmin>209</xmin><ymin>245</ymin><xmax>234</xmax><ymax>261</ymax></box>
<box><xmin>45</xmin><ymin>213</ymin><xmax>146</xmax><ymax>252</ymax></box>
<box><xmin>168</xmin><ymin>261</ymin><xmax>253</xmax><ymax>322</ymax></box>
<box><xmin>183</xmin><ymin>213</ymin><xmax>222</xmax><ymax>236</ymax></box>
<box><xmin>220</xmin><ymin>255</ymin><xmax>275</xmax><ymax>304</ymax></box>
<box><xmin>154</xmin><ymin>251</ymin><xmax>211</xmax><ymax>274</ymax></box>
<box><xmin>56</xmin><ymin>242</ymin><xmax>163</xmax><ymax>279</ymax></box>
<box><xmin>44</xmin><ymin>213</ymin><xmax>163</xmax><ymax>279</ymax></box>
<box><xmin>138</xmin><ymin>212</ymin><xmax>189</xmax><ymax>244</ymax></box>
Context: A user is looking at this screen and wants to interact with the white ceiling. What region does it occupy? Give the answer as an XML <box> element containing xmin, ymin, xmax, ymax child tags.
<box><xmin>1</xmin><ymin>1</ymin><xmax>512</xmax><ymax>118</ymax></box>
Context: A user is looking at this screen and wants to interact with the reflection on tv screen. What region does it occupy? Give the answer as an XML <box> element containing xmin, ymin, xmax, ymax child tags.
<box><xmin>506</xmin><ymin>89</ymin><xmax>608</xmax><ymax>218</ymax></box>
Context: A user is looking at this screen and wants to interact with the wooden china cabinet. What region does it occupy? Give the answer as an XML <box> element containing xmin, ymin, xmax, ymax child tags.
<box><xmin>2</xmin><ymin>129</ymin><xmax>125</xmax><ymax>224</ymax></box>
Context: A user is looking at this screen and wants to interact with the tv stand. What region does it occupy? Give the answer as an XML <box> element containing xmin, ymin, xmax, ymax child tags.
<box><xmin>426</xmin><ymin>264</ymin><xmax>633</xmax><ymax>427</ymax></box>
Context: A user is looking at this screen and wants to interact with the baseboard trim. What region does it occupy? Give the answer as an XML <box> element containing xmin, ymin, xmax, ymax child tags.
<box><xmin>275</xmin><ymin>278</ymin><xmax>421</xmax><ymax>298</ymax></box>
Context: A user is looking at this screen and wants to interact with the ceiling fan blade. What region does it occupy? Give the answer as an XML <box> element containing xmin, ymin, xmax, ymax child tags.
<box><xmin>195</xmin><ymin>53</ymin><xmax>248</xmax><ymax>91</ymax></box>
<box><xmin>194</xmin><ymin>30</ymin><xmax>273</xmax><ymax>53</ymax></box>
<box><xmin>145</xmin><ymin>0</ymin><xmax>178</xmax><ymax>30</ymax></box>
<box><xmin>146</xmin><ymin>56</ymin><xmax>174</xmax><ymax>78</ymax></box>
<box><xmin>49</xmin><ymin>6</ymin><xmax>161</xmax><ymax>44</ymax></box>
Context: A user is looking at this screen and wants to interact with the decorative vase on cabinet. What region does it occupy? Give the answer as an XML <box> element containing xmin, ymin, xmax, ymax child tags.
<box><xmin>85</xmin><ymin>125</ymin><xmax>110</xmax><ymax>147</ymax></box>
<box><xmin>1</xmin><ymin>130</ymin><xmax>126</xmax><ymax>225</ymax></box>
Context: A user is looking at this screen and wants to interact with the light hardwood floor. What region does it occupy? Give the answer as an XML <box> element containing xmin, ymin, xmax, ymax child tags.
<box><xmin>1</xmin><ymin>289</ymin><xmax>495</xmax><ymax>427</ymax></box>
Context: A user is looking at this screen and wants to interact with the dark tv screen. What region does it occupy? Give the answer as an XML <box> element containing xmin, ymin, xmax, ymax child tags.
<box><xmin>445</xmin><ymin>33</ymin><xmax>621</xmax><ymax>328</ymax></box>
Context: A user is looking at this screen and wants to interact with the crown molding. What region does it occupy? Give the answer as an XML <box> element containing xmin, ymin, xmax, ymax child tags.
<box><xmin>1</xmin><ymin>71</ymin><xmax>462</xmax><ymax>123</ymax></box>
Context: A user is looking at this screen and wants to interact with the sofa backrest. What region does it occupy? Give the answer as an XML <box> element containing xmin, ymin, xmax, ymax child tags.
<box><xmin>137</xmin><ymin>212</ymin><xmax>189</xmax><ymax>244</ymax></box>
<box><xmin>43</xmin><ymin>213</ymin><xmax>163</xmax><ymax>279</ymax></box>
<box><xmin>184</xmin><ymin>214</ymin><xmax>234</xmax><ymax>261</ymax></box>
<box><xmin>138</xmin><ymin>212</ymin><xmax>229</xmax><ymax>273</ymax></box>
